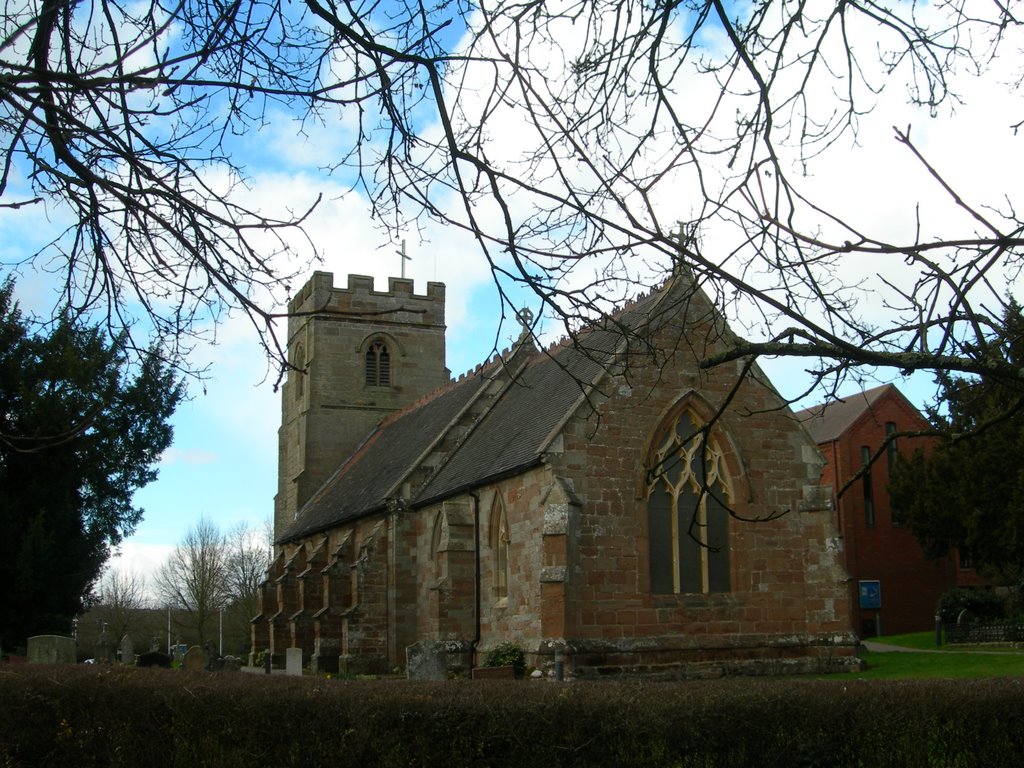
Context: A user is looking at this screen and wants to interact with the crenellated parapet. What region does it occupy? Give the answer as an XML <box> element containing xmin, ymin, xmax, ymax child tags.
<box><xmin>287</xmin><ymin>272</ymin><xmax>445</xmax><ymax>334</ymax></box>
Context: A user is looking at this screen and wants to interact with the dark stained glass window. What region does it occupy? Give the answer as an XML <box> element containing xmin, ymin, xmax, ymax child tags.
<box><xmin>647</xmin><ymin>410</ymin><xmax>732</xmax><ymax>594</ymax></box>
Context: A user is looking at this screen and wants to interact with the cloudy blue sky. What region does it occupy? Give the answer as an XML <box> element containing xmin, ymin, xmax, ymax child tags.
<box><xmin>2</xmin><ymin>0</ymin><xmax>1021</xmax><ymax>589</ymax></box>
<box><xmin>113</xmin><ymin>231</ymin><xmax>521</xmax><ymax>581</ymax></box>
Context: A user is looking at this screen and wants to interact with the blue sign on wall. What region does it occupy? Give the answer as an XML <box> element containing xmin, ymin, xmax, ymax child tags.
<box><xmin>859</xmin><ymin>580</ymin><xmax>881</xmax><ymax>610</ymax></box>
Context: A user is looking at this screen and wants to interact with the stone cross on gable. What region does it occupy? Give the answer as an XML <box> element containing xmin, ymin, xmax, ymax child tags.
<box><xmin>516</xmin><ymin>307</ymin><xmax>534</xmax><ymax>337</ymax></box>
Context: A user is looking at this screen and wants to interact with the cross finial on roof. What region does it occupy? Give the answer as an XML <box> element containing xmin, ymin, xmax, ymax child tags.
<box><xmin>396</xmin><ymin>239</ymin><xmax>411</xmax><ymax>279</ymax></box>
<box><xmin>516</xmin><ymin>307</ymin><xmax>534</xmax><ymax>337</ymax></box>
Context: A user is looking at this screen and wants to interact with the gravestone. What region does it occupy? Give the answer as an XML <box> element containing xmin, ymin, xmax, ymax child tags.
<box><xmin>311</xmin><ymin>637</ymin><xmax>340</xmax><ymax>674</ymax></box>
<box><xmin>96</xmin><ymin>625</ymin><xmax>116</xmax><ymax>663</ymax></box>
<box><xmin>27</xmin><ymin>635</ymin><xmax>76</xmax><ymax>665</ymax></box>
<box><xmin>406</xmin><ymin>640</ymin><xmax>448</xmax><ymax>681</ymax></box>
<box><xmin>182</xmin><ymin>645</ymin><xmax>208</xmax><ymax>671</ymax></box>
<box><xmin>204</xmin><ymin>641</ymin><xmax>223</xmax><ymax>671</ymax></box>
<box><xmin>119</xmin><ymin>635</ymin><xmax>135</xmax><ymax>665</ymax></box>
<box><xmin>285</xmin><ymin>647</ymin><xmax>303</xmax><ymax>676</ymax></box>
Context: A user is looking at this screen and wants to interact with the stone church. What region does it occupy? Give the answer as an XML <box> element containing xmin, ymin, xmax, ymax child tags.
<box><xmin>250</xmin><ymin>269</ymin><xmax>858</xmax><ymax>676</ymax></box>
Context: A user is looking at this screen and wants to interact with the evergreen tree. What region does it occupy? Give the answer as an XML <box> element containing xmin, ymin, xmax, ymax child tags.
<box><xmin>0</xmin><ymin>281</ymin><xmax>183</xmax><ymax>650</ymax></box>
<box><xmin>890</xmin><ymin>302</ymin><xmax>1024</xmax><ymax>582</ymax></box>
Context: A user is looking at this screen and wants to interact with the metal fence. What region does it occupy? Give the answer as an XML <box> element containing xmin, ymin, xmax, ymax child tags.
<box><xmin>944</xmin><ymin>622</ymin><xmax>1024</xmax><ymax>644</ymax></box>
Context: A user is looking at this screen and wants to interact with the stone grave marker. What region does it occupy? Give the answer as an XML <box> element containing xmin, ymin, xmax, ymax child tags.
<box><xmin>406</xmin><ymin>640</ymin><xmax>448</xmax><ymax>681</ymax></box>
<box><xmin>27</xmin><ymin>635</ymin><xmax>76</xmax><ymax>665</ymax></box>
<box><xmin>182</xmin><ymin>645</ymin><xmax>208</xmax><ymax>671</ymax></box>
<box><xmin>119</xmin><ymin>634</ymin><xmax>135</xmax><ymax>665</ymax></box>
<box><xmin>285</xmin><ymin>647</ymin><xmax>303</xmax><ymax>676</ymax></box>
<box><xmin>95</xmin><ymin>625</ymin><xmax>116</xmax><ymax>663</ymax></box>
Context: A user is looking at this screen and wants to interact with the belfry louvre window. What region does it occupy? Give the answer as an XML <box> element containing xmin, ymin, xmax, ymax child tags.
<box><xmin>647</xmin><ymin>410</ymin><xmax>732</xmax><ymax>594</ymax></box>
<box><xmin>365</xmin><ymin>340</ymin><xmax>391</xmax><ymax>386</ymax></box>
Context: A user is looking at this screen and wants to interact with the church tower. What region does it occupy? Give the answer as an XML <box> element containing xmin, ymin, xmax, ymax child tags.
<box><xmin>275</xmin><ymin>272</ymin><xmax>448</xmax><ymax>539</ymax></box>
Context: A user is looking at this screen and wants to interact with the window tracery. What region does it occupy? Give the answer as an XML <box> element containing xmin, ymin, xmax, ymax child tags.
<box><xmin>647</xmin><ymin>409</ymin><xmax>732</xmax><ymax>594</ymax></box>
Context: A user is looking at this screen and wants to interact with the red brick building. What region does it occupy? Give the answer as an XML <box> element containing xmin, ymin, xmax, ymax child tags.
<box><xmin>252</xmin><ymin>271</ymin><xmax>859</xmax><ymax>676</ymax></box>
<box><xmin>796</xmin><ymin>385</ymin><xmax>980</xmax><ymax>637</ymax></box>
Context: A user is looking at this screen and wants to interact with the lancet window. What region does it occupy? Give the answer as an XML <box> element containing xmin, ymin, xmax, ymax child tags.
<box><xmin>365</xmin><ymin>340</ymin><xmax>391</xmax><ymax>387</ymax></box>
<box><xmin>491</xmin><ymin>497</ymin><xmax>510</xmax><ymax>602</ymax></box>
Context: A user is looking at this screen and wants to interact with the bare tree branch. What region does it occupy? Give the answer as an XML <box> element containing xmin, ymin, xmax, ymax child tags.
<box><xmin>2</xmin><ymin>0</ymin><xmax>1021</xmax><ymax>419</ymax></box>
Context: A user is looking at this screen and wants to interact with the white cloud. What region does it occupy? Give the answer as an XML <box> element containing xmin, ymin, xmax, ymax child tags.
<box><xmin>9</xmin><ymin>0</ymin><xmax>1020</xmax><ymax>558</ymax></box>
<box><xmin>106</xmin><ymin>542</ymin><xmax>176</xmax><ymax>598</ymax></box>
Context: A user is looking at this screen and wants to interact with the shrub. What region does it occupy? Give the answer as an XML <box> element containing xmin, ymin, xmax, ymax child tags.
<box><xmin>4</xmin><ymin>666</ymin><xmax>1024</xmax><ymax>767</ymax></box>
<box><xmin>937</xmin><ymin>588</ymin><xmax>1006</xmax><ymax>623</ymax></box>
<box><xmin>483</xmin><ymin>642</ymin><xmax>526</xmax><ymax>678</ymax></box>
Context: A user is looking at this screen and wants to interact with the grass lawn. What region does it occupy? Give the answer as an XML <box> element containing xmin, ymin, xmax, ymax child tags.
<box><xmin>842</xmin><ymin>631</ymin><xmax>1024</xmax><ymax>679</ymax></box>
<box><xmin>871</xmin><ymin>631</ymin><xmax>947</xmax><ymax>650</ymax></box>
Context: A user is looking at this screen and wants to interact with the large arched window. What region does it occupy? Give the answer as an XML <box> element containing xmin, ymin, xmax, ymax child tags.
<box><xmin>365</xmin><ymin>340</ymin><xmax>391</xmax><ymax>387</ymax></box>
<box><xmin>647</xmin><ymin>409</ymin><xmax>732</xmax><ymax>594</ymax></box>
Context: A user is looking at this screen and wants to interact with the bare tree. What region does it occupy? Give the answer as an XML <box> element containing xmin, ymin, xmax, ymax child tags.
<box><xmin>222</xmin><ymin>521</ymin><xmax>271</xmax><ymax>653</ymax></box>
<box><xmin>392</xmin><ymin>0</ymin><xmax>1024</xmax><ymax>397</ymax></box>
<box><xmin>155</xmin><ymin>518</ymin><xmax>229</xmax><ymax>647</ymax></box>
<box><xmin>93</xmin><ymin>568</ymin><xmax>148</xmax><ymax>647</ymax></box>
<box><xmin>225</xmin><ymin>522</ymin><xmax>271</xmax><ymax>619</ymax></box>
<box><xmin>4</xmin><ymin>0</ymin><xmax>1022</xmax><ymax>408</ymax></box>
<box><xmin>2</xmin><ymin>0</ymin><xmax>329</xmax><ymax>367</ymax></box>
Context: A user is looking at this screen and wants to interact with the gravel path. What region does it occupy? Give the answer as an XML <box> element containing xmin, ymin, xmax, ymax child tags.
<box><xmin>862</xmin><ymin>640</ymin><xmax>1024</xmax><ymax>655</ymax></box>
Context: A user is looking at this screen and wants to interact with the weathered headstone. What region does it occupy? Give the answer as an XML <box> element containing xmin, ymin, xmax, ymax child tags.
<box><xmin>204</xmin><ymin>641</ymin><xmax>222</xmax><ymax>671</ymax></box>
<box><xmin>311</xmin><ymin>637</ymin><xmax>340</xmax><ymax>674</ymax></box>
<box><xmin>285</xmin><ymin>647</ymin><xmax>303</xmax><ymax>676</ymax></box>
<box><xmin>182</xmin><ymin>645</ymin><xmax>207</xmax><ymax>671</ymax></box>
<box><xmin>96</xmin><ymin>625</ymin><xmax>116</xmax><ymax>663</ymax></box>
<box><xmin>406</xmin><ymin>640</ymin><xmax>448</xmax><ymax>681</ymax></box>
<box><xmin>27</xmin><ymin>635</ymin><xmax>76</xmax><ymax>665</ymax></box>
<box><xmin>119</xmin><ymin>635</ymin><xmax>135</xmax><ymax>665</ymax></box>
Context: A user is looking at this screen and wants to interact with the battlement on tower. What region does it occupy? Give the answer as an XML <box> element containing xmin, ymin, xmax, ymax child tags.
<box><xmin>288</xmin><ymin>272</ymin><xmax>446</xmax><ymax>331</ymax></box>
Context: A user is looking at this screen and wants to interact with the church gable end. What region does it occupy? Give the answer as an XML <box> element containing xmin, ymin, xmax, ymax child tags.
<box><xmin>539</xmin><ymin>276</ymin><xmax>855</xmax><ymax>675</ymax></box>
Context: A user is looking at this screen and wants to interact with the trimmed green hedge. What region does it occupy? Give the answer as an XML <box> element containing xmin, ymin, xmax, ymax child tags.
<box><xmin>2</xmin><ymin>666</ymin><xmax>1023</xmax><ymax>767</ymax></box>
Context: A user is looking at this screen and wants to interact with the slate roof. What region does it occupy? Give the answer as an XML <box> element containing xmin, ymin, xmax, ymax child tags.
<box><xmin>794</xmin><ymin>383</ymin><xmax>895</xmax><ymax>444</ymax></box>
<box><xmin>277</xmin><ymin>280</ymin><xmax>677</xmax><ymax>544</ymax></box>
<box><xmin>277</xmin><ymin>378</ymin><xmax>486</xmax><ymax>542</ymax></box>
<box><xmin>415</xmin><ymin>324</ymin><xmax>620</xmax><ymax>506</ymax></box>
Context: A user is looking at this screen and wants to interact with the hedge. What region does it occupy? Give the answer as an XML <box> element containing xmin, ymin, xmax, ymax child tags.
<box><xmin>1</xmin><ymin>666</ymin><xmax>1023</xmax><ymax>767</ymax></box>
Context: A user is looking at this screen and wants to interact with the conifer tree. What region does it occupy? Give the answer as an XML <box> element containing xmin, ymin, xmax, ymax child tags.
<box><xmin>0</xmin><ymin>281</ymin><xmax>183</xmax><ymax>650</ymax></box>
<box><xmin>890</xmin><ymin>302</ymin><xmax>1024</xmax><ymax>583</ymax></box>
